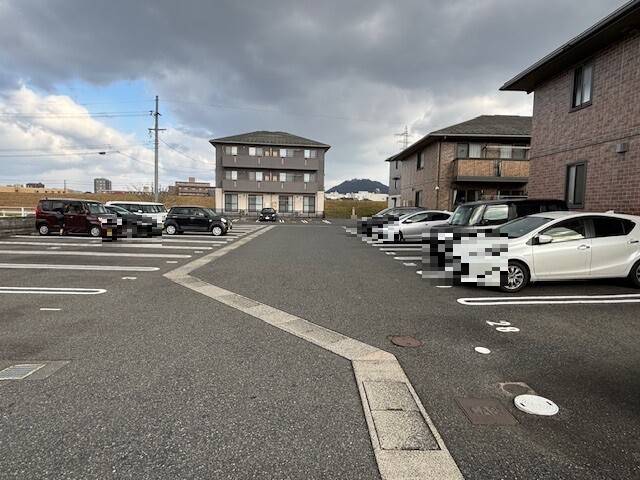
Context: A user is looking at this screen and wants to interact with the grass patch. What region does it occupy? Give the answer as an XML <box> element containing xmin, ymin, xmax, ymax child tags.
<box><xmin>324</xmin><ymin>200</ymin><xmax>387</xmax><ymax>218</ymax></box>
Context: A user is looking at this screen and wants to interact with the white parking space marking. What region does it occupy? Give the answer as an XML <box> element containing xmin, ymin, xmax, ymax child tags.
<box><xmin>385</xmin><ymin>252</ymin><xmax>396</xmax><ymax>255</ymax></box>
<box><xmin>394</xmin><ymin>256</ymin><xmax>421</xmax><ymax>261</ymax></box>
<box><xmin>458</xmin><ymin>293</ymin><xmax>640</xmax><ymax>305</ymax></box>
<box><xmin>166</xmin><ymin>261</ymin><xmax>178</xmax><ymax>264</ymax></box>
<box><xmin>0</xmin><ymin>241</ymin><xmax>210</xmax><ymax>250</ymax></box>
<box><xmin>0</xmin><ymin>250</ymin><xmax>191</xmax><ymax>259</ymax></box>
<box><xmin>0</xmin><ymin>263</ymin><xmax>159</xmax><ymax>271</ymax></box>
<box><xmin>121</xmin><ymin>277</ymin><xmax>137</xmax><ymax>280</ymax></box>
<box><xmin>403</xmin><ymin>263</ymin><xmax>417</xmax><ymax>267</ymax></box>
<box><xmin>40</xmin><ymin>308</ymin><xmax>61</xmax><ymax>311</ymax></box>
<box><xmin>0</xmin><ymin>287</ymin><xmax>106</xmax><ymax>295</ymax></box>
<box><xmin>322</xmin><ymin>220</ymin><xmax>331</xmax><ymax>224</ymax></box>
<box><xmin>379</xmin><ymin>246</ymin><xmax>421</xmax><ymax>251</ymax></box>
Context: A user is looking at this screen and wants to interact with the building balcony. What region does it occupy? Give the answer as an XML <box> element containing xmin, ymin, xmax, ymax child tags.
<box><xmin>453</xmin><ymin>158</ymin><xmax>529</xmax><ymax>183</ymax></box>
<box><xmin>222</xmin><ymin>179</ymin><xmax>319</xmax><ymax>194</ymax></box>
<box><xmin>221</xmin><ymin>154</ymin><xmax>319</xmax><ymax>171</ymax></box>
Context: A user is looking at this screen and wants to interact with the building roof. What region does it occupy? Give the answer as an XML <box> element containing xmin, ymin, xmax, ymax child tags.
<box><xmin>385</xmin><ymin>115</ymin><xmax>532</xmax><ymax>162</ymax></box>
<box><xmin>209</xmin><ymin>131</ymin><xmax>330</xmax><ymax>149</ymax></box>
<box><xmin>501</xmin><ymin>0</ymin><xmax>640</xmax><ymax>92</ymax></box>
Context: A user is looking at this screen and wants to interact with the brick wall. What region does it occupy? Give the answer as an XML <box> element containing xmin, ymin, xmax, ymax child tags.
<box><xmin>529</xmin><ymin>30</ymin><xmax>640</xmax><ymax>214</ymax></box>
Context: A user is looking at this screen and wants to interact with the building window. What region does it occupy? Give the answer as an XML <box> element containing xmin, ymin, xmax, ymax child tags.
<box><xmin>279</xmin><ymin>195</ymin><xmax>293</xmax><ymax>213</ymax></box>
<box><xmin>395</xmin><ymin>160</ymin><xmax>399</xmax><ymax>169</ymax></box>
<box><xmin>572</xmin><ymin>61</ymin><xmax>593</xmax><ymax>108</ymax></box>
<box><xmin>249</xmin><ymin>147</ymin><xmax>263</xmax><ymax>156</ymax></box>
<box><xmin>417</xmin><ymin>152</ymin><xmax>425</xmax><ymax>170</ymax></box>
<box><xmin>457</xmin><ymin>143</ymin><xmax>483</xmax><ymax>158</ymax></box>
<box><xmin>304</xmin><ymin>149</ymin><xmax>317</xmax><ymax>158</ymax></box>
<box><xmin>281</xmin><ymin>149</ymin><xmax>294</xmax><ymax>157</ymax></box>
<box><xmin>414</xmin><ymin>190</ymin><xmax>423</xmax><ymax>207</ymax></box>
<box><xmin>248</xmin><ymin>195</ymin><xmax>263</xmax><ymax>212</ymax></box>
<box><xmin>303</xmin><ymin>196</ymin><xmax>316</xmax><ymax>213</ymax></box>
<box><xmin>566</xmin><ymin>162</ymin><xmax>586</xmax><ymax>208</ymax></box>
<box><xmin>453</xmin><ymin>189</ymin><xmax>481</xmax><ymax>205</ymax></box>
<box><xmin>223</xmin><ymin>146</ymin><xmax>238</xmax><ymax>155</ymax></box>
<box><xmin>249</xmin><ymin>171</ymin><xmax>263</xmax><ymax>181</ymax></box>
<box><xmin>224</xmin><ymin>170</ymin><xmax>238</xmax><ymax>180</ymax></box>
<box><xmin>225</xmin><ymin>194</ymin><xmax>238</xmax><ymax>212</ymax></box>
<box><xmin>279</xmin><ymin>172</ymin><xmax>295</xmax><ymax>182</ymax></box>
<box><xmin>512</xmin><ymin>145</ymin><xmax>528</xmax><ymax>159</ymax></box>
<box><xmin>393</xmin><ymin>178</ymin><xmax>399</xmax><ymax>189</ymax></box>
<box><xmin>271</xmin><ymin>148</ymin><xmax>280</xmax><ymax>157</ymax></box>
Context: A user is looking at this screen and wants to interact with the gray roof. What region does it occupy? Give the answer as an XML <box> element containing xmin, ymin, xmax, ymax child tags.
<box><xmin>209</xmin><ymin>131</ymin><xmax>330</xmax><ymax>149</ymax></box>
<box><xmin>386</xmin><ymin>115</ymin><xmax>532</xmax><ymax>162</ymax></box>
<box><xmin>502</xmin><ymin>0</ymin><xmax>640</xmax><ymax>92</ymax></box>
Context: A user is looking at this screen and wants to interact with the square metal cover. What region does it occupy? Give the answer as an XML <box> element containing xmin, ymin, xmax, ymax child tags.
<box><xmin>455</xmin><ymin>397</ymin><xmax>517</xmax><ymax>426</ymax></box>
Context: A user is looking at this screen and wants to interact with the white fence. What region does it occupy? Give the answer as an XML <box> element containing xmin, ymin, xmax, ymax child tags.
<box><xmin>0</xmin><ymin>206</ymin><xmax>35</xmax><ymax>217</ymax></box>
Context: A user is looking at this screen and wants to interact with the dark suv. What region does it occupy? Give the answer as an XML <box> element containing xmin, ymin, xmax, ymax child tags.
<box><xmin>164</xmin><ymin>206</ymin><xmax>231</xmax><ymax>236</ymax></box>
<box><xmin>448</xmin><ymin>198</ymin><xmax>569</xmax><ymax>228</ymax></box>
<box><xmin>35</xmin><ymin>198</ymin><xmax>116</xmax><ymax>238</ymax></box>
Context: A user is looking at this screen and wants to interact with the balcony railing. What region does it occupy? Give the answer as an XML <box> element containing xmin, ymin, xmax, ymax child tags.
<box><xmin>221</xmin><ymin>154</ymin><xmax>319</xmax><ymax>171</ymax></box>
<box><xmin>453</xmin><ymin>158</ymin><xmax>529</xmax><ymax>183</ymax></box>
<box><xmin>222</xmin><ymin>179</ymin><xmax>319</xmax><ymax>194</ymax></box>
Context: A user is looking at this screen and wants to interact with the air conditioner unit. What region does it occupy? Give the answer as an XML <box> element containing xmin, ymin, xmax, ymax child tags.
<box><xmin>616</xmin><ymin>142</ymin><xmax>628</xmax><ymax>153</ymax></box>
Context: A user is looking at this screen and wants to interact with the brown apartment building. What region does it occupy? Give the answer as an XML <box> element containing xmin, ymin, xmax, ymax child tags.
<box><xmin>501</xmin><ymin>0</ymin><xmax>640</xmax><ymax>215</ymax></box>
<box><xmin>210</xmin><ymin>131</ymin><xmax>329</xmax><ymax>217</ymax></box>
<box><xmin>387</xmin><ymin>115</ymin><xmax>532</xmax><ymax>211</ymax></box>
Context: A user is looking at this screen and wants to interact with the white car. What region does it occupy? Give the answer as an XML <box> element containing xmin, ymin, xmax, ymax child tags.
<box><xmin>381</xmin><ymin>210</ymin><xmax>452</xmax><ymax>242</ymax></box>
<box><xmin>105</xmin><ymin>201</ymin><xmax>168</xmax><ymax>228</ymax></box>
<box><xmin>495</xmin><ymin>211</ymin><xmax>640</xmax><ymax>292</ymax></box>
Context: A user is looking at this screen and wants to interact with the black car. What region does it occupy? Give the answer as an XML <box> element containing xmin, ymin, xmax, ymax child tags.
<box><xmin>259</xmin><ymin>208</ymin><xmax>277</xmax><ymax>222</ymax></box>
<box><xmin>357</xmin><ymin>206</ymin><xmax>423</xmax><ymax>238</ymax></box>
<box><xmin>447</xmin><ymin>198</ymin><xmax>569</xmax><ymax>228</ymax></box>
<box><xmin>164</xmin><ymin>206</ymin><xmax>231</xmax><ymax>236</ymax></box>
<box><xmin>104</xmin><ymin>205</ymin><xmax>162</xmax><ymax>238</ymax></box>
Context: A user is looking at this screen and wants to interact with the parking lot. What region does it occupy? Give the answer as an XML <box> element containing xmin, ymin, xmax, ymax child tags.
<box><xmin>1</xmin><ymin>221</ymin><xmax>639</xmax><ymax>479</ymax></box>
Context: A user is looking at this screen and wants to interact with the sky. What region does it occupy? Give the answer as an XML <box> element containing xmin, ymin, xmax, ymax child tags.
<box><xmin>0</xmin><ymin>0</ymin><xmax>629</xmax><ymax>192</ymax></box>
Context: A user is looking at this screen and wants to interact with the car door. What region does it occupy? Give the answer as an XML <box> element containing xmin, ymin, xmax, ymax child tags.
<box><xmin>173</xmin><ymin>208</ymin><xmax>191</xmax><ymax>231</ymax></box>
<box><xmin>401</xmin><ymin>212</ymin><xmax>432</xmax><ymax>240</ymax></box>
<box><xmin>532</xmin><ymin>218</ymin><xmax>591</xmax><ymax>279</ymax></box>
<box><xmin>64</xmin><ymin>201</ymin><xmax>87</xmax><ymax>233</ymax></box>
<box><xmin>191</xmin><ymin>208</ymin><xmax>210</xmax><ymax>231</ymax></box>
<box><xmin>588</xmin><ymin>216</ymin><xmax>639</xmax><ymax>277</ymax></box>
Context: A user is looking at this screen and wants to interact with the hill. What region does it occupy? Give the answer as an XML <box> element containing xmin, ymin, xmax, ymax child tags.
<box><xmin>327</xmin><ymin>179</ymin><xmax>388</xmax><ymax>194</ymax></box>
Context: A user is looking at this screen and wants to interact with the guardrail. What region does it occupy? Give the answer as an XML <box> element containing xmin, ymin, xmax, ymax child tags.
<box><xmin>0</xmin><ymin>206</ymin><xmax>35</xmax><ymax>217</ymax></box>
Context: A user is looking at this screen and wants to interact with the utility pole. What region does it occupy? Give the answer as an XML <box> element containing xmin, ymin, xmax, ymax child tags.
<box><xmin>63</xmin><ymin>179</ymin><xmax>67</xmax><ymax>193</ymax></box>
<box><xmin>149</xmin><ymin>95</ymin><xmax>165</xmax><ymax>202</ymax></box>
<box><xmin>395</xmin><ymin>126</ymin><xmax>411</xmax><ymax>151</ymax></box>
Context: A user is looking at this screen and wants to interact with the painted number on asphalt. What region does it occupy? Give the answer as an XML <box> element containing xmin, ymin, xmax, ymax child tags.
<box><xmin>486</xmin><ymin>320</ymin><xmax>520</xmax><ymax>333</ymax></box>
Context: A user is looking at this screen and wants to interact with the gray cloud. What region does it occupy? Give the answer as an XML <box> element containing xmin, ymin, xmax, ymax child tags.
<box><xmin>0</xmin><ymin>0</ymin><xmax>628</xmax><ymax>188</ymax></box>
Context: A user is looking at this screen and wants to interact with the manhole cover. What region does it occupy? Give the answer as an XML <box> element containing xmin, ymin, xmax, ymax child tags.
<box><xmin>390</xmin><ymin>336</ymin><xmax>422</xmax><ymax>348</ymax></box>
<box><xmin>455</xmin><ymin>398</ymin><xmax>518</xmax><ymax>426</ymax></box>
<box><xmin>514</xmin><ymin>395</ymin><xmax>559</xmax><ymax>416</ymax></box>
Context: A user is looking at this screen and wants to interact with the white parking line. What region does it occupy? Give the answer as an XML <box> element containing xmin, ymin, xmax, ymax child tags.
<box><xmin>40</xmin><ymin>308</ymin><xmax>61</xmax><ymax>311</ymax></box>
<box><xmin>379</xmin><ymin>247</ymin><xmax>421</xmax><ymax>252</ymax></box>
<box><xmin>0</xmin><ymin>287</ymin><xmax>106</xmax><ymax>295</ymax></box>
<box><xmin>458</xmin><ymin>293</ymin><xmax>640</xmax><ymax>306</ymax></box>
<box><xmin>0</xmin><ymin>241</ymin><xmax>210</xmax><ymax>250</ymax></box>
<box><xmin>403</xmin><ymin>263</ymin><xmax>417</xmax><ymax>267</ymax></box>
<box><xmin>0</xmin><ymin>250</ymin><xmax>191</xmax><ymax>259</ymax></box>
<box><xmin>322</xmin><ymin>220</ymin><xmax>331</xmax><ymax>224</ymax></box>
<box><xmin>0</xmin><ymin>263</ymin><xmax>159</xmax><ymax>271</ymax></box>
<box><xmin>394</xmin><ymin>256</ymin><xmax>421</xmax><ymax>261</ymax></box>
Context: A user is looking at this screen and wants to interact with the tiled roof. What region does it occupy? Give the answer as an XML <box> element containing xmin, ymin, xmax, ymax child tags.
<box><xmin>430</xmin><ymin>115</ymin><xmax>532</xmax><ymax>137</ymax></box>
<box><xmin>385</xmin><ymin>115</ymin><xmax>531</xmax><ymax>162</ymax></box>
<box><xmin>210</xmin><ymin>131</ymin><xmax>330</xmax><ymax>148</ymax></box>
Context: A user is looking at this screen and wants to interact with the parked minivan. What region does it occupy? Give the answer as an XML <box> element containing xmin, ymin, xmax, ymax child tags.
<box><xmin>105</xmin><ymin>201</ymin><xmax>168</xmax><ymax>227</ymax></box>
<box><xmin>35</xmin><ymin>198</ymin><xmax>116</xmax><ymax>238</ymax></box>
<box><xmin>448</xmin><ymin>198</ymin><xmax>569</xmax><ymax>228</ymax></box>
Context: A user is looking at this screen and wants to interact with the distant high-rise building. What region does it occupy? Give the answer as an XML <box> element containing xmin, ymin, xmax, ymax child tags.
<box><xmin>94</xmin><ymin>177</ymin><xmax>112</xmax><ymax>193</ymax></box>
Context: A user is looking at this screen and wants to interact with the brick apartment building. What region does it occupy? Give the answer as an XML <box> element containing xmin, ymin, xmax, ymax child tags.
<box><xmin>94</xmin><ymin>177</ymin><xmax>112</xmax><ymax>193</ymax></box>
<box><xmin>386</xmin><ymin>115</ymin><xmax>532</xmax><ymax>211</ymax></box>
<box><xmin>210</xmin><ymin>131</ymin><xmax>329</xmax><ymax>217</ymax></box>
<box><xmin>501</xmin><ymin>0</ymin><xmax>640</xmax><ymax>215</ymax></box>
<box><xmin>168</xmin><ymin>177</ymin><xmax>212</xmax><ymax>196</ymax></box>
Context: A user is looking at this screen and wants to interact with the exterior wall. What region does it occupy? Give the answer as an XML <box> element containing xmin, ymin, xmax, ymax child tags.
<box><xmin>529</xmin><ymin>30</ymin><xmax>640</xmax><ymax>214</ymax></box>
<box><xmin>387</xmin><ymin>158</ymin><xmax>402</xmax><ymax>207</ymax></box>
<box><xmin>400</xmin><ymin>141</ymin><xmax>530</xmax><ymax>210</ymax></box>
<box><xmin>213</xmin><ymin>140</ymin><xmax>327</xmax><ymax>216</ymax></box>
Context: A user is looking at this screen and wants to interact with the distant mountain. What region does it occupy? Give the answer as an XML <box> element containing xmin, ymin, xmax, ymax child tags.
<box><xmin>327</xmin><ymin>179</ymin><xmax>388</xmax><ymax>194</ymax></box>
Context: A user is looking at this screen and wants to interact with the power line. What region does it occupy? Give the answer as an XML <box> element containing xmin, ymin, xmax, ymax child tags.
<box><xmin>159</xmin><ymin>138</ymin><xmax>212</xmax><ymax>166</ymax></box>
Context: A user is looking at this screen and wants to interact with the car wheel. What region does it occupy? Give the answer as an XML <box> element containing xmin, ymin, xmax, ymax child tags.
<box><xmin>89</xmin><ymin>225</ymin><xmax>102</xmax><ymax>237</ymax></box>
<box><xmin>38</xmin><ymin>224</ymin><xmax>50</xmax><ymax>236</ymax></box>
<box><xmin>628</xmin><ymin>259</ymin><xmax>640</xmax><ymax>288</ymax></box>
<box><xmin>166</xmin><ymin>224</ymin><xmax>177</xmax><ymax>235</ymax></box>
<box><xmin>211</xmin><ymin>225</ymin><xmax>223</xmax><ymax>236</ymax></box>
<box><xmin>499</xmin><ymin>261</ymin><xmax>529</xmax><ymax>293</ymax></box>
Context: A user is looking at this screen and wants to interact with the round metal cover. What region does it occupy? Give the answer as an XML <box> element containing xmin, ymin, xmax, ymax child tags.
<box><xmin>514</xmin><ymin>394</ymin><xmax>559</xmax><ymax>416</ymax></box>
<box><xmin>390</xmin><ymin>336</ymin><xmax>422</xmax><ymax>347</ymax></box>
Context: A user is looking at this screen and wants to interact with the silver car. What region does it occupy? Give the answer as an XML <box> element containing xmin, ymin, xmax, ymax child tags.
<box><xmin>382</xmin><ymin>210</ymin><xmax>452</xmax><ymax>242</ymax></box>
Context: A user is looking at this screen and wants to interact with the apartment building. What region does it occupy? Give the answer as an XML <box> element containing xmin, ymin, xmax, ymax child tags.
<box><xmin>501</xmin><ymin>0</ymin><xmax>640</xmax><ymax>215</ymax></box>
<box><xmin>388</xmin><ymin>115</ymin><xmax>532</xmax><ymax>210</ymax></box>
<box><xmin>210</xmin><ymin>131</ymin><xmax>329</xmax><ymax>217</ymax></box>
<box><xmin>94</xmin><ymin>177</ymin><xmax>112</xmax><ymax>193</ymax></box>
<box><xmin>168</xmin><ymin>177</ymin><xmax>212</xmax><ymax>196</ymax></box>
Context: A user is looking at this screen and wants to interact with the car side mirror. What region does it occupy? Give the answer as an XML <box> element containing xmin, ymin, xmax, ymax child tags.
<box><xmin>404</xmin><ymin>219</ymin><xmax>413</xmax><ymax>224</ymax></box>
<box><xmin>536</xmin><ymin>234</ymin><xmax>553</xmax><ymax>245</ymax></box>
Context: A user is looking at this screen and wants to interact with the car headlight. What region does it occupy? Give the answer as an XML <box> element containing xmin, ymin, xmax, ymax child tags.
<box><xmin>221</xmin><ymin>218</ymin><xmax>228</xmax><ymax>223</ymax></box>
<box><xmin>98</xmin><ymin>216</ymin><xmax>108</xmax><ymax>223</ymax></box>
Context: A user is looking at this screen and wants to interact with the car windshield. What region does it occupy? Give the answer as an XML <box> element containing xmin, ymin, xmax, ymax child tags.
<box><xmin>108</xmin><ymin>205</ymin><xmax>133</xmax><ymax>216</ymax></box>
<box><xmin>141</xmin><ymin>204</ymin><xmax>167</xmax><ymax>213</ymax></box>
<box><xmin>262</xmin><ymin>208</ymin><xmax>275</xmax><ymax>213</ymax></box>
<box><xmin>496</xmin><ymin>216</ymin><xmax>554</xmax><ymax>238</ymax></box>
<box><xmin>449</xmin><ymin>205</ymin><xmax>485</xmax><ymax>226</ymax></box>
<box><xmin>87</xmin><ymin>203</ymin><xmax>107</xmax><ymax>214</ymax></box>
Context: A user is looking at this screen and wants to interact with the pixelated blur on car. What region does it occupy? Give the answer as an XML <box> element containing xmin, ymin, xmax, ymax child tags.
<box><xmin>104</xmin><ymin>205</ymin><xmax>162</xmax><ymax>238</ymax></box>
<box><xmin>357</xmin><ymin>206</ymin><xmax>423</xmax><ymax>238</ymax></box>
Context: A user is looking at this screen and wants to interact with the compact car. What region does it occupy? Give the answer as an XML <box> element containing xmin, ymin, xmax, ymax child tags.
<box><xmin>381</xmin><ymin>210</ymin><xmax>452</xmax><ymax>242</ymax></box>
<box><xmin>104</xmin><ymin>205</ymin><xmax>162</xmax><ymax>238</ymax></box>
<box><xmin>259</xmin><ymin>208</ymin><xmax>277</xmax><ymax>222</ymax></box>
<box><xmin>35</xmin><ymin>198</ymin><xmax>116</xmax><ymax>238</ymax></box>
<box><xmin>164</xmin><ymin>206</ymin><xmax>231</xmax><ymax>236</ymax></box>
